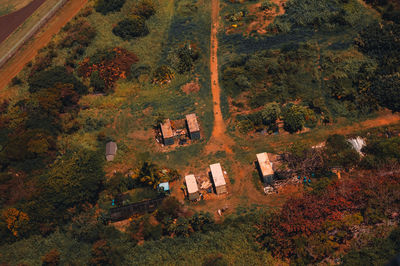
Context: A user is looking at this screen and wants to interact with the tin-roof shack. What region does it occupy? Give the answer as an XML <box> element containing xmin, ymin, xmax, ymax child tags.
<box><xmin>106</xmin><ymin>142</ymin><xmax>117</xmax><ymax>161</ymax></box>
<box><xmin>256</xmin><ymin>152</ymin><xmax>274</xmax><ymax>184</ymax></box>
<box><xmin>210</xmin><ymin>163</ymin><xmax>227</xmax><ymax>195</ymax></box>
<box><xmin>160</xmin><ymin>119</ymin><xmax>174</xmax><ymax>145</ymax></box>
<box><xmin>185</xmin><ymin>174</ymin><xmax>199</xmax><ymax>200</ymax></box>
<box><xmin>186</xmin><ymin>113</ymin><xmax>200</xmax><ymax>140</ymax></box>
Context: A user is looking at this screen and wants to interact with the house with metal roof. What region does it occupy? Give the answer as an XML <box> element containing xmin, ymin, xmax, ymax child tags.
<box><xmin>186</xmin><ymin>113</ymin><xmax>200</xmax><ymax>140</ymax></box>
<box><xmin>185</xmin><ymin>174</ymin><xmax>199</xmax><ymax>200</ymax></box>
<box><xmin>106</xmin><ymin>142</ymin><xmax>117</xmax><ymax>161</ymax></box>
<box><xmin>256</xmin><ymin>152</ymin><xmax>274</xmax><ymax>184</ymax></box>
<box><xmin>210</xmin><ymin>163</ymin><xmax>227</xmax><ymax>195</ymax></box>
<box><xmin>160</xmin><ymin>119</ymin><xmax>174</xmax><ymax>145</ymax></box>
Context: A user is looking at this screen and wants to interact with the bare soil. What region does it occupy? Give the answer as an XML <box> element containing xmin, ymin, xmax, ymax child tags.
<box><xmin>246</xmin><ymin>0</ymin><xmax>287</xmax><ymax>35</ymax></box>
<box><xmin>0</xmin><ymin>0</ymin><xmax>88</xmax><ymax>91</ymax></box>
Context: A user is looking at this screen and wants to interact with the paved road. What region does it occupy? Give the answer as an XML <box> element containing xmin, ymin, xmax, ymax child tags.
<box><xmin>0</xmin><ymin>0</ymin><xmax>46</xmax><ymax>44</ymax></box>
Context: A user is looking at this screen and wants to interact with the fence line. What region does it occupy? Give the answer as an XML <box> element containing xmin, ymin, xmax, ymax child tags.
<box><xmin>0</xmin><ymin>0</ymin><xmax>67</xmax><ymax>68</ymax></box>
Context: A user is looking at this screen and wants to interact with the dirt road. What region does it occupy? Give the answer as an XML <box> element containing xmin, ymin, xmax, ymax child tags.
<box><xmin>0</xmin><ymin>0</ymin><xmax>88</xmax><ymax>91</ymax></box>
<box><xmin>205</xmin><ymin>0</ymin><xmax>234</xmax><ymax>154</ymax></box>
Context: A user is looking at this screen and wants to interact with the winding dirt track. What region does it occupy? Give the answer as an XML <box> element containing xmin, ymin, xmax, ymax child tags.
<box><xmin>0</xmin><ymin>0</ymin><xmax>46</xmax><ymax>44</ymax></box>
<box><xmin>0</xmin><ymin>0</ymin><xmax>88</xmax><ymax>91</ymax></box>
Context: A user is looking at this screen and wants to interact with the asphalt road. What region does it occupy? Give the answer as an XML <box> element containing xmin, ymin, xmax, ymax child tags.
<box><xmin>0</xmin><ymin>0</ymin><xmax>46</xmax><ymax>44</ymax></box>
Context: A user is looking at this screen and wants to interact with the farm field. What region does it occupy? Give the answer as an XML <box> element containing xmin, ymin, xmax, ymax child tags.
<box><xmin>0</xmin><ymin>0</ymin><xmax>400</xmax><ymax>264</ymax></box>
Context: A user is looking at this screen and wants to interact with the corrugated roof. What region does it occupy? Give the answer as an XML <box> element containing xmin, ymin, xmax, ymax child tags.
<box><xmin>185</xmin><ymin>174</ymin><xmax>198</xmax><ymax>194</ymax></box>
<box><xmin>186</xmin><ymin>113</ymin><xmax>200</xmax><ymax>132</ymax></box>
<box><xmin>210</xmin><ymin>163</ymin><xmax>226</xmax><ymax>187</ymax></box>
<box><xmin>106</xmin><ymin>142</ymin><xmax>117</xmax><ymax>155</ymax></box>
<box><xmin>160</xmin><ymin>119</ymin><xmax>174</xmax><ymax>138</ymax></box>
<box><xmin>256</xmin><ymin>152</ymin><xmax>274</xmax><ymax>176</ymax></box>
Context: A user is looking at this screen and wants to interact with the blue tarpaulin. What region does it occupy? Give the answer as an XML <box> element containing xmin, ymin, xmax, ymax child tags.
<box><xmin>158</xmin><ymin>182</ymin><xmax>170</xmax><ymax>191</ymax></box>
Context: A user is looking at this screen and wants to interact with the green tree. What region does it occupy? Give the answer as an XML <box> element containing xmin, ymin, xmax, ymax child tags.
<box><xmin>262</xmin><ymin>102</ymin><xmax>281</xmax><ymax>125</ymax></box>
<box><xmin>132</xmin><ymin>0</ymin><xmax>156</xmax><ymax>19</ymax></box>
<box><xmin>112</xmin><ymin>17</ymin><xmax>149</xmax><ymax>40</ymax></box>
<box><xmin>95</xmin><ymin>0</ymin><xmax>126</xmax><ymax>15</ymax></box>
<box><xmin>282</xmin><ymin>104</ymin><xmax>313</xmax><ymax>133</ymax></box>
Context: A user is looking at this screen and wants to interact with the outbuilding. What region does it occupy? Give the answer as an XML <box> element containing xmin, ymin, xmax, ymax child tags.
<box><xmin>186</xmin><ymin>113</ymin><xmax>200</xmax><ymax>140</ymax></box>
<box><xmin>256</xmin><ymin>152</ymin><xmax>274</xmax><ymax>184</ymax></box>
<box><xmin>210</xmin><ymin>163</ymin><xmax>227</xmax><ymax>195</ymax></box>
<box><xmin>185</xmin><ymin>174</ymin><xmax>200</xmax><ymax>200</ymax></box>
<box><xmin>160</xmin><ymin>119</ymin><xmax>174</xmax><ymax>145</ymax></box>
<box><xmin>106</xmin><ymin>141</ymin><xmax>117</xmax><ymax>161</ymax></box>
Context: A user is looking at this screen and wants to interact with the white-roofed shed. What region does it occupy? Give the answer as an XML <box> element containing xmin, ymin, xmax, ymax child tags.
<box><xmin>210</xmin><ymin>163</ymin><xmax>227</xmax><ymax>194</ymax></box>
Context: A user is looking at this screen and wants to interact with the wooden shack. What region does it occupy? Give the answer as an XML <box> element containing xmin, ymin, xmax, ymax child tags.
<box><xmin>160</xmin><ymin>119</ymin><xmax>174</xmax><ymax>145</ymax></box>
<box><xmin>256</xmin><ymin>152</ymin><xmax>274</xmax><ymax>184</ymax></box>
<box><xmin>210</xmin><ymin>163</ymin><xmax>227</xmax><ymax>195</ymax></box>
<box><xmin>186</xmin><ymin>113</ymin><xmax>200</xmax><ymax>140</ymax></box>
<box><xmin>185</xmin><ymin>174</ymin><xmax>199</xmax><ymax>200</ymax></box>
<box><xmin>105</xmin><ymin>141</ymin><xmax>117</xmax><ymax>161</ymax></box>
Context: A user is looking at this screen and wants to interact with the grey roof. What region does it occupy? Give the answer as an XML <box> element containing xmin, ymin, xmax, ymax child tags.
<box><xmin>106</xmin><ymin>142</ymin><xmax>117</xmax><ymax>155</ymax></box>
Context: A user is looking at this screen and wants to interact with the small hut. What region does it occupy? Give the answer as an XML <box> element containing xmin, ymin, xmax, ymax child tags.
<box><xmin>186</xmin><ymin>113</ymin><xmax>200</xmax><ymax>140</ymax></box>
<box><xmin>256</xmin><ymin>152</ymin><xmax>274</xmax><ymax>184</ymax></box>
<box><xmin>210</xmin><ymin>163</ymin><xmax>227</xmax><ymax>195</ymax></box>
<box><xmin>106</xmin><ymin>142</ymin><xmax>117</xmax><ymax>161</ymax></box>
<box><xmin>160</xmin><ymin>119</ymin><xmax>174</xmax><ymax>145</ymax></box>
<box><xmin>185</xmin><ymin>174</ymin><xmax>199</xmax><ymax>200</ymax></box>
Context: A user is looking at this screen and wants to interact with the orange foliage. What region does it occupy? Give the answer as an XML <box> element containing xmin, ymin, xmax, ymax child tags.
<box><xmin>78</xmin><ymin>47</ymin><xmax>138</xmax><ymax>91</ymax></box>
<box><xmin>2</xmin><ymin>208</ymin><xmax>29</xmax><ymax>237</ymax></box>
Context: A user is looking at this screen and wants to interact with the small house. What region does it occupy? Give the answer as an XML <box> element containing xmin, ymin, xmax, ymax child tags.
<box><xmin>105</xmin><ymin>141</ymin><xmax>117</xmax><ymax>161</ymax></box>
<box><xmin>210</xmin><ymin>163</ymin><xmax>227</xmax><ymax>195</ymax></box>
<box><xmin>256</xmin><ymin>152</ymin><xmax>274</xmax><ymax>184</ymax></box>
<box><xmin>185</xmin><ymin>174</ymin><xmax>199</xmax><ymax>200</ymax></box>
<box><xmin>186</xmin><ymin>113</ymin><xmax>200</xmax><ymax>140</ymax></box>
<box><xmin>160</xmin><ymin>119</ymin><xmax>174</xmax><ymax>145</ymax></box>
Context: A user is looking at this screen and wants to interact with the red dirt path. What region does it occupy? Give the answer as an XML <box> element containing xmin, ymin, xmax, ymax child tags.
<box><xmin>0</xmin><ymin>0</ymin><xmax>88</xmax><ymax>91</ymax></box>
<box><xmin>0</xmin><ymin>0</ymin><xmax>46</xmax><ymax>44</ymax></box>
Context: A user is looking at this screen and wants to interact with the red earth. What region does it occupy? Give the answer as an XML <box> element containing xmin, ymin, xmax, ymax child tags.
<box><xmin>0</xmin><ymin>0</ymin><xmax>46</xmax><ymax>44</ymax></box>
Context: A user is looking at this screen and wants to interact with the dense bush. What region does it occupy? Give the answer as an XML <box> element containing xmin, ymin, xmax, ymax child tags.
<box><xmin>112</xmin><ymin>17</ymin><xmax>149</xmax><ymax>40</ymax></box>
<box><xmin>78</xmin><ymin>47</ymin><xmax>138</xmax><ymax>93</ymax></box>
<box><xmin>282</xmin><ymin>104</ymin><xmax>316</xmax><ymax>133</ymax></box>
<box><xmin>132</xmin><ymin>0</ymin><xmax>156</xmax><ymax>19</ymax></box>
<box><xmin>28</xmin><ymin>66</ymin><xmax>87</xmax><ymax>94</ymax></box>
<box><xmin>60</xmin><ymin>19</ymin><xmax>96</xmax><ymax>48</ymax></box>
<box><xmin>95</xmin><ymin>0</ymin><xmax>126</xmax><ymax>15</ymax></box>
<box><xmin>168</xmin><ymin>42</ymin><xmax>200</xmax><ymax>74</ymax></box>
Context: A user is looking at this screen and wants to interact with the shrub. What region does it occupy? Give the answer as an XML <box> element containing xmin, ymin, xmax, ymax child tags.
<box><xmin>112</xmin><ymin>17</ymin><xmax>149</xmax><ymax>40</ymax></box>
<box><xmin>28</xmin><ymin>66</ymin><xmax>87</xmax><ymax>95</ymax></box>
<box><xmin>282</xmin><ymin>104</ymin><xmax>315</xmax><ymax>133</ymax></box>
<box><xmin>152</xmin><ymin>65</ymin><xmax>175</xmax><ymax>84</ymax></box>
<box><xmin>132</xmin><ymin>0</ymin><xmax>156</xmax><ymax>19</ymax></box>
<box><xmin>78</xmin><ymin>47</ymin><xmax>138</xmax><ymax>93</ymax></box>
<box><xmin>60</xmin><ymin>19</ymin><xmax>96</xmax><ymax>48</ymax></box>
<box><xmin>95</xmin><ymin>0</ymin><xmax>126</xmax><ymax>15</ymax></box>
